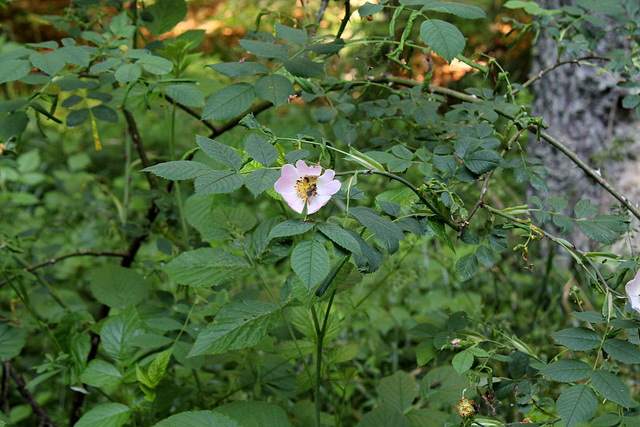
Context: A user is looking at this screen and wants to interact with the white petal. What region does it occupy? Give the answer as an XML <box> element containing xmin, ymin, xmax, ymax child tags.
<box><xmin>296</xmin><ymin>159</ymin><xmax>322</xmax><ymax>176</ymax></box>
<box><xmin>274</xmin><ymin>164</ymin><xmax>299</xmax><ymax>194</ymax></box>
<box><xmin>281</xmin><ymin>192</ymin><xmax>305</xmax><ymax>214</ymax></box>
<box><xmin>307</xmin><ymin>195</ymin><xmax>331</xmax><ymax>214</ymax></box>
<box><xmin>626</xmin><ymin>269</ymin><xmax>640</xmax><ymax>313</ymax></box>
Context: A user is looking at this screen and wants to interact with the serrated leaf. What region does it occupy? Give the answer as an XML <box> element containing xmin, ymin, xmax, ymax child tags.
<box><xmin>137</xmin><ymin>55</ymin><xmax>173</xmax><ymax>75</ymax></box>
<box><xmin>91</xmin><ymin>105</ymin><xmax>118</xmax><ymax>123</ymax></box>
<box><xmin>115</xmin><ymin>63</ymin><xmax>142</xmax><ymax>83</ymax></box>
<box><xmin>603</xmin><ymin>339</ymin><xmax>640</xmax><ymax>364</ymax></box>
<box><xmin>291</xmin><ymin>239</ymin><xmax>330</xmax><ymax>289</ymax></box>
<box><xmin>307</xmin><ymin>39</ymin><xmax>346</xmax><ymax>54</ymax></box>
<box><xmin>420</xmin><ymin>366</ymin><xmax>468</xmax><ymax>404</ymax></box>
<box><xmin>552</xmin><ymin>327</ymin><xmax>601</xmax><ymax>351</ymax></box>
<box><xmin>145</xmin><ymin>0</ymin><xmax>187</xmax><ymax>35</ymax></box>
<box><xmin>165</xmin><ymin>85</ymin><xmax>205</xmax><ymax>108</ymax></box>
<box><xmin>101</xmin><ymin>306</ymin><xmax>144</xmax><ymax>363</ymax></box>
<box><xmin>142</xmin><ymin>161</ymin><xmax>212</xmax><ymax>180</ymax></box>
<box><xmin>378</xmin><ymin>371</ymin><xmax>417</xmax><ymax>414</ymax></box>
<box><xmin>67</xmin><ymin>108</ymin><xmax>89</xmax><ymax>127</ymax></box>
<box><xmin>202</xmin><ymin>83</ymin><xmax>255</xmax><ymax>121</ymax></box>
<box><xmin>316</xmin><ymin>222</ymin><xmax>362</xmax><ymax>256</ymax></box>
<box><xmin>0</xmin><ymin>111</ymin><xmax>28</xmax><ymax>139</ymax></box>
<box><xmin>359</xmin><ymin>2</ymin><xmax>384</xmax><ymax>17</ymax></box>
<box><xmin>595</xmin><ymin>215</ymin><xmax>629</xmax><ymax>233</ymax></box>
<box><xmin>245</xmin><ymin>134</ymin><xmax>278</xmax><ymax>166</ymax></box>
<box><xmin>0</xmin><ymin>59</ymin><xmax>31</xmax><ymax>84</ymax></box>
<box><xmin>464</xmin><ymin>150</ymin><xmax>502</xmax><ymax>174</ymax></box>
<box><xmin>456</xmin><ymin>253</ymin><xmax>478</xmax><ymax>281</ymax></box>
<box><xmin>195</xmin><ymin>171</ymin><xmax>244</xmax><ymax>194</ymax></box>
<box><xmin>244</xmin><ymin>168</ymin><xmax>279</xmax><ymax>197</ymax></box>
<box><xmin>162</xmin><ymin>247</ymin><xmax>250</xmax><ymax>287</ymax></box>
<box><xmin>30</xmin><ymin>50</ymin><xmax>65</xmax><ymax>76</ymax></box>
<box><xmin>81</xmin><ymin>360</ymin><xmax>122</xmax><ymax>388</ymax></box>
<box><xmin>75</xmin><ymin>403</ymin><xmax>130</xmax><ymax>427</ymax></box>
<box><xmin>591</xmin><ymin>370</ymin><xmax>635</xmax><ymax>408</ymax></box>
<box><xmin>578</xmin><ymin>221</ymin><xmax>615</xmax><ymax>245</ymax></box>
<box><xmin>206</xmin><ymin>61</ymin><xmax>270</xmax><ymax>77</ymax></box>
<box><xmin>215</xmin><ymin>401</ymin><xmax>292</xmax><ymax>427</ymax></box>
<box><xmin>419</xmin><ymin>19</ymin><xmax>465</xmax><ymax>62</ymax></box>
<box><xmin>0</xmin><ymin>323</ymin><xmax>26</xmax><ymax>359</ymax></box>
<box><xmin>402</xmin><ymin>0</ymin><xmax>486</xmax><ymax>19</ymax></box>
<box><xmin>268</xmin><ymin>219</ymin><xmax>314</xmax><ymax>239</ymax></box>
<box><xmin>571</xmin><ymin>311</ymin><xmax>606</xmax><ymax>323</ymax></box>
<box><xmin>189</xmin><ymin>300</ymin><xmax>280</xmax><ymax>356</ymax></box>
<box><xmin>283</xmin><ymin>58</ymin><xmax>324</xmax><ymax>78</ymax></box>
<box><xmin>574</xmin><ymin>199</ymin><xmax>598</xmax><ymax>219</ymax></box>
<box><xmin>452</xmin><ymin>350</ymin><xmax>474</xmax><ymax>374</ymax></box>
<box><xmin>557</xmin><ymin>385</ymin><xmax>597</xmax><ymax>427</ymax></box>
<box><xmin>539</xmin><ymin>360</ymin><xmax>592</xmax><ymax>382</ymax></box>
<box><xmin>358</xmin><ymin>403</ymin><xmax>412</xmax><ymax>427</ymax></box>
<box><xmin>196</xmin><ymin>135</ymin><xmax>243</xmax><ymax>171</ymax></box>
<box><xmin>239</xmin><ymin>40</ymin><xmax>289</xmax><ymax>60</ymax></box>
<box><xmin>276</xmin><ymin>23</ymin><xmax>308</xmax><ymax>46</ymax></box>
<box><xmin>153</xmin><ymin>411</ymin><xmax>241</xmax><ymax>427</ymax></box>
<box><xmin>549</xmin><ymin>196</ymin><xmax>568</xmax><ymax>212</ymax></box>
<box><xmin>475</xmin><ymin>245</ymin><xmax>495</xmax><ymax>268</ymax></box>
<box><xmin>350</xmin><ymin>206</ymin><xmax>404</xmax><ymax>253</ymax></box>
<box><xmin>553</xmin><ymin>214</ymin><xmax>575</xmax><ymax>235</ymax></box>
<box><xmin>417</xmin><ymin>340</ymin><xmax>436</xmax><ymax>366</ymax></box>
<box><xmin>254</xmin><ymin>74</ymin><xmax>295</xmax><ymax>108</ymax></box>
<box><xmin>89</xmin><ymin>265</ymin><xmax>150</xmax><ymax>309</ymax></box>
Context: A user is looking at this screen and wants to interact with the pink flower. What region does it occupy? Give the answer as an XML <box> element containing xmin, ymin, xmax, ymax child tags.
<box><xmin>625</xmin><ymin>269</ymin><xmax>640</xmax><ymax>314</ymax></box>
<box><xmin>451</xmin><ymin>339</ymin><xmax>461</xmax><ymax>347</ymax></box>
<box><xmin>274</xmin><ymin>160</ymin><xmax>341</xmax><ymax>214</ymax></box>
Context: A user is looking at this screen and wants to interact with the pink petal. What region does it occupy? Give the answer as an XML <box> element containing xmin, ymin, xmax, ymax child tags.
<box><xmin>281</xmin><ymin>192</ymin><xmax>305</xmax><ymax>214</ymax></box>
<box><xmin>316</xmin><ymin>171</ymin><xmax>341</xmax><ymax>196</ymax></box>
<box><xmin>274</xmin><ymin>164</ymin><xmax>300</xmax><ymax>194</ymax></box>
<box><xmin>296</xmin><ymin>159</ymin><xmax>322</xmax><ymax>176</ymax></box>
<box><xmin>307</xmin><ymin>195</ymin><xmax>331</xmax><ymax>214</ymax></box>
<box><xmin>626</xmin><ymin>269</ymin><xmax>640</xmax><ymax>313</ymax></box>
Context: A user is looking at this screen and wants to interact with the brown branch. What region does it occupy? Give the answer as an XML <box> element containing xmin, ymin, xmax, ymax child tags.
<box><xmin>2</xmin><ymin>362</ymin><xmax>54</xmax><ymax>427</ymax></box>
<box><xmin>161</xmin><ymin>93</ymin><xmax>217</xmax><ymax>132</ymax></box>
<box><xmin>313</xmin><ymin>0</ymin><xmax>331</xmax><ymax>36</ymax></box>
<box><xmin>457</xmin><ymin>170</ymin><xmax>494</xmax><ymax>241</ymax></box>
<box><xmin>516</xmin><ymin>56</ymin><xmax>609</xmax><ymax>93</ymax></box>
<box><xmin>0</xmin><ymin>250</ymin><xmax>126</xmax><ymax>290</ymax></box>
<box><xmin>123</xmin><ymin>108</ymin><xmax>158</xmax><ymax>190</ymax></box>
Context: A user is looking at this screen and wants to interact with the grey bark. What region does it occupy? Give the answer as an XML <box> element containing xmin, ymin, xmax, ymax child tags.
<box><xmin>529</xmin><ymin>0</ymin><xmax>640</xmax><ymax>249</ymax></box>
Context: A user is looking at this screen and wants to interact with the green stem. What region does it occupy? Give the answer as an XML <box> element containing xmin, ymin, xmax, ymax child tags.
<box><xmin>170</xmin><ymin>103</ymin><xmax>189</xmax><ymax>244</ymax></box>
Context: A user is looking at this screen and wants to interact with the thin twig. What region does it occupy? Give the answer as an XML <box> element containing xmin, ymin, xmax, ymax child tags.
<box><xmin>313</xmin><ymin>0</ymin><xmax>331</xmax><ymax>36</ymax></box>
<box><xmin>123</xmin><ymin>108</ymin><xmax>157</xmax><ymax>189</ymax></box>
<box><xmin>457</xmin><ymin>169</ymin><xmax>494</xmax><ymax>241</ymax></box>
<box><xmin>516</xmin><ymin>56</ymin><xmax>609</xmax><ymax>93</ymax></box>
<box><xmin>2</xmin><ymin>362</ymin><xmax>54</xmax><ymax>427</ymax></box>
<box><xmin>336</xmin><ymin>1</ymin><xmax>352</xmax><ymax>39</ymax></box>
<box><xmin>0</xmin><ymin>250</ymin><xmax>126</xmax><ymax>289</ymax></box>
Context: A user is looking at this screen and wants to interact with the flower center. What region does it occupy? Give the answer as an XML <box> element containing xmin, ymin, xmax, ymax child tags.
<box><xmin>295</xmin><ymin>176</ymin><xmax>319</xmax><ymax>202</ymax></box>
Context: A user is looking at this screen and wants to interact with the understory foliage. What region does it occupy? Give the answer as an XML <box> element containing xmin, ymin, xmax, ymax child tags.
<box><xmin>2</xmin><ymin>0</ymin><xmax>640</xmax><ymax>426</ymax></box>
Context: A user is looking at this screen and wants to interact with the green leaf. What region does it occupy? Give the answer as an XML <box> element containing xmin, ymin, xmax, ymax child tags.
<box><xmin>553</xmin><ymin>214</ymin><xmax>575</xmax><ymax>235</ymax></box>
<box><xmin>153</xmin><ymin>411</ymin><xmax>241</xmax><ymax>427</ymax></box>
<box><xmin>595</xmin><ymin>215</ymin><xmax>629</xmax><ymax>233</ymax></box>
<box><xmin>89</xmin><ymin>265</ymin><xmax>150</xmax><ymax>309</ymax></box>
<box><xmin>81</xmin><ymin>360</ymin><xmax>122</xmax><ymax>388</ymax></box>
<box><xmin>165</xmin><ymin>85</ymin><xmax>205</xmax><ymax>108</ymax></box>
<box><xmin>29</xmin><ymin>50</ymin><xmax>65</xmax><ymax>76</ymax></box>
<box><xmin>194</xmin><ymin>171</ymin><xmax>244</xmax><ymax>194</ymax></box>
<box><xmin>146</xmin><ymin>348</ymin><xmax>172</xmax><ymax>386</ymax></box>
<box><xmin>137</xmin><ymin>55</ymin><xmax>173</xmax><ymax>75</ymax></box>
<box><xmin>350</xmin><ymin>206</ymin><xmax>405</xmax><ymax>253</ymax></box>
<box><xmin>0</xmin><ymin>112</ymin><xmax>29</xmax><ymax>139</ymax></box>
<box><xmin>475</xmin><ymin>245</ymin><xmax>495</xmax><ymax>268</ymax></box>
<box><xmin>464</xmin><ymin>150</ymin><xmax>502</xmax><ymax>174</ymax></box>
<box><xmin>254</xmin><ymin>74</ymin><xmax>295</xmax><ymax>108</ymax></box>
<box><xmin>189</xmin><ymin>300</ymin><xmax>280</xmax><ymax>356</ymax></box>
<box><xmin>91</xmin><ymin>105</ymin><xmax>118</xmax><ymax>123</ymax></box>
<box><xmin>145</xmin><ymin>0</ymin><xmax>187</xmax><ymax>34</ymax></box>
<box><xmin>452</xmin><ymin>350</ymin><xmax>474</xmax><ymax>374</ymax></box>
<box><xmin>0</xmin><ymin>323</ymin><xmax>26</xmax><ymax>359</ymax></box>
<box><xmin>378</xmin><ymin>371</ymin><xmax>417</xmax><ymax>414</ymax></box>
<box><xmin>276</xmin><ymin>23</ymin><xmax>308</xmax><ymax>46</ymax></box>
<box><xmin>75</xmin><ymin>403</ymin><xmax>130</xmax><ymax>427</ymax></box>
<box><xmin>557</xmin><ymin>385</ymin><xmax>598</xmax><ymax>427</ymax></box>
<box><xmin>417</xmin><ymin>340</ymin><xmax>436</xmax><ymax>366</ymax></box>
<box><xmin>316</xmin><ymin>222</ymin><xmax>362</xmax><ymax>256</ymax></box>
<box><xmin>358</xmin><ymin>403</ymin><xmax>412</xmax><ymax>427</ymax></box>
<box><xmin>142</xmin><ymin>160</ymin><xmax>212</xmax><ymax>180</ymax></box>
<box><xmin>552</xmin><ymin>327</ymin><xmax>601</xmax><ymax>351</ymax></box>
<box><xmin>359</xmin><ymin>2</ymin><xmax>384</xmax><ymax>17</ymax></box>
<box><xmin>402</xmin><ymin>0</ymin><xmax>486</xmax><ymax>19</ymax></box>
<box><xmin>420</xmin><ymin>366</ymin><xmax>468</xmax><ymax>404</ymax></box>
<box><xmin>456</xmin><ymin>253</ymin><xmax>478</xmax><ymax>281</ymax></box>
<box><xmin>307</xmin><ymin>39</ymin><xmax>346</xmax><ymax>54</ymax></box>
<box><xmin>419</xmin><ymin>19</ymin><xmax>465</xmax><ymax>63</ymax></box>
<box><xmin>574</xmin><ymin>199</ymin><xmax>598</xmax><ymax>219</ymax></box>
<box><xmin>539</xmin><ymin>360</ymin><xmax>592</xmax><ymax>383</ymax></box>
<box><xmin>591</xmin><ymin>370</ymin><xmax>635</xmax><ymax>408</ymax></box>
<box><xmin>100</xmin><ymin>306</ymin><xmax>145</xmax><ymax>364</ymax></box>
<box><xmin>0</xmin><ymin>60</ymin><xmax>31</xmax><ymax>84</ymax></box>
<box><xmin>283</xmin><ymin>58</ymin><xmax>324</xmax><ymax>78</ymax></box>
<box><xmin>163</xmin><ymin>247</ymin><xmax>250</xmax><ymax>287</ymax></box>
<box><xmin>267</xmin><ymin>219</ymin><xmax>314</xmax><ymax>240</ymax></box>
<box><xmin>291</xmin><ymin>239</ymin><xmax>330</xmax><ymax>289</ymax></box>
<box><xmin>603</xmin><ymin>339</ymin><xmax>640</xmax><ymax>364</ymax></box>
<box><xmin>206</xmin><ymin>61</ymin><xmax>270</xmax><ymax>77</ymax></box>
<box><xmin>202</xmin><ymin>82</ymin><xmax>255</xmax><ymax>121</ymax></box>
<box><xmin>571</xmin><ymin>311</ymin><xmax>606</xmax><ymax>323</ymax></box>
<box><xmin>196</xmin><ymin>135</ymin><xmax>243</xmax><ymax>171</ymax></box>
<box><xmin>239</xmin><ymin>40</ymin><xmax>289</xmax><ymax>60</ymax></box>
<box><xmin>549</xmin><ymin>196</ymin><xmax>568</xmax><ymax>212</ymax></box>
<box><xmin>115</xmin><ymin>63</ymin><xmax>142</xmax><ymax>83</ymax></box>
<box><xmin>447</xmin><ymin>311</ymin><xmax>469</xmax><ymax>332</ymax></box>
<box><xmin>245</xmin><ymin>134</ymin><xmax>278</xmax><ymax>166</ymax></box>
<box><xmin>215</xmin><ymin>401</ymin><xmax>293</xmax><ymax>427</ymax></box>
<box><xmin>578</xmin><ymin>221</ymin><xmax>615</xmax><ymax>245</ymax></box>
<box><xmin>245</xmin><ymin>168</ymin><xmax>279</xmax><ymax>197</ymax></box>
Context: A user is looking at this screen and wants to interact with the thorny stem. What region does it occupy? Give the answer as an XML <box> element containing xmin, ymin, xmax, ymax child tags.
<box><xmin>2</xmin><ymin>362</ymin><xmax>54</xmax><ymax>427</ymax></box>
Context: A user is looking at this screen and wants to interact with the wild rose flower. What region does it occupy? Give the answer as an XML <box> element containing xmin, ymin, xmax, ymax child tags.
<box><xmin>625</xmin><ymin>269</ymin><xmax>640</xmax><ymax>314</ymax></box>
<box><xmin>274</xmin><ymin>160</ymin><xmax>341</xmax><ymax>214</ymax></box>
<box><xmin>455</xmin><ymin>397</ymin><xmax>475</xmax><ymax>418</ymax></box>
